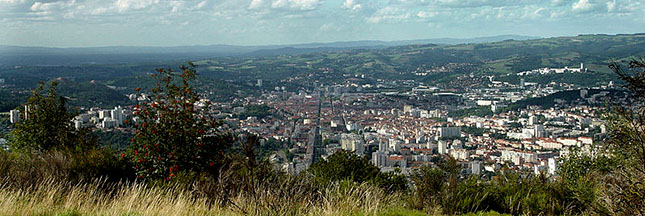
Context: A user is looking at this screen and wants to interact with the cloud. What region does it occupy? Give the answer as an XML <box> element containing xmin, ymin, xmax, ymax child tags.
<box><xmin>606</xmin><ymin>0</ymin><xmax>616</xmax><ymax>12</ymax></box>
<box><xmin>115</xmin><ymin>0</ymin><xmax>159</xmax><ymax>12</ymax></box>
<box><xmin>30</xmin><ymin>0</ymin><xmax>76</xmax><ymax>11</ymax></box>
<box><xmin>342</xmin><ymin>0</ymin><xmax>361</xmax><ymax>11</ymax></box>
<box><xmin>0</xmin><ymin>0</ymin><xmax>26</xmax><ymax>4</ymax></box>
<box><xmin>2</xmin><ymin>0</ymin><xmax>645</xmax><ymax>47</ymax></box>
<box><xmin>417</xmin><ymin>11</ymin><xmax>437</xmax><ymax>18</ymax></box>
<box><xmin>572</xmin><ymin>0</ymin><xmax>594</xmax><ymax>11</ymax></box>
<box><xmin>249</xmin><ymin>0</ymin><xmax>264</xmax><ymax>9</ymax></box>
<box><xmin>271</xmin><ymin>0</ymin><xmax>320</xmax><ymax>10</ymax></box>
<box><xmin>319</xmin><ymin>23</ymin><xmax>341</xmax><ymax>32</ymax></box>
<box><xmin>366</xmin><ymin>6</ymin><xmax>411</xmax><ymax>23</ymax></box>
<box><xmin>193</xmin><ymin>1</ymin><xmax>207</xmax><ymax>10</ymax></box>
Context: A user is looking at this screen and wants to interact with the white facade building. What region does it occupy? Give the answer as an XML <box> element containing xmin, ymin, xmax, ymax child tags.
<box><xmin>10</xmin><ymin>109</ymin><xmax>20</xmax><ymax>123</ymax></box>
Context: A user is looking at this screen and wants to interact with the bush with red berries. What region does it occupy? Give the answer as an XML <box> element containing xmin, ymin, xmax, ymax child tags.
<box><xmin>131</xmin><ymin>63</ymin><xmax>233</xmax><ymax>181</ymax></box>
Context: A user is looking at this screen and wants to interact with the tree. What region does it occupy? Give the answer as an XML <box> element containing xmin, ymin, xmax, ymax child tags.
<box><xmin>599</xmin><ymin>57</ymin><xmax>645</xmax><ymax>214</ymax></box>
<box><xmin>131</xmin><ymin>63</ymin><xmax>234</xmax><ymax>181</ymax></box>
<box><xmin>308</xmin><ymin>150</ymin><xmax>407</xmax><ymax>192</ymax></box>
<box><xmin>9</xmin><ymin>81</ymin><xmax>95</xmax><ymax>152</ymax></box>
<box><xmin>411</xmin><ymin>157</ymin><xmax>460</xmax><ymax>213</ymax></box>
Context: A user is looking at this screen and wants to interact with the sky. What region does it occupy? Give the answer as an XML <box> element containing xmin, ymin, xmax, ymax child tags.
<box><xmin>0</xmin><ymin>0</ymin><xmax>643</xmax><ymax>47</ymax></box>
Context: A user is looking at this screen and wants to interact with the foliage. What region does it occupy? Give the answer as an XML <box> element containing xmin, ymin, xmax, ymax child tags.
<box><xmin>130</xmin><ymin>63</ymin><xmax>234</xmax><ymax>181</ymax></box>
<box><xmin>501</xmin><ymin>89</ymin><xmax>627</xmax><ymax>112</ymax></box>
<box><xmin>0</xmin><ymin>89</ymin><xmax>29</xmax><ymax>112</ymax></box>
<box><xmin>599</xmin><ymin>57</ymin><xmax>645</xmax><ymax>214</ymax></box>
<box><xmin>94</xmin><ymin>130</ymin><xmax>132</xmax><ymax>151</ymax></box>
<box><xmin>237</xmin><ymin>104</ymin><xmax>272</xmax><ymax>120</ymax></box>
<box><xmin>0</xmin><ymin>175</ymin><xmax>407</xmax><ymax>216</ymax></box>
<box><xmin>52</xmin><ymin>79</ymin><xmax>133</xmax><ymax>108</ymax></box>
<box><xmin>308</xmin><ymin>150</ymin><xmax>408</xmax><ymax>192</ymax></box>
<box><xmin>449</xmin><ymin>106</ymin><xmax>494</xmax><ymax>118</ymax></box>
<box><xmin>412</xmin><ymin>157</ymin><xmax>576</xmax><ymax>215</ymax></box>
<box><xmin>0</xmin><ymin>148</ymin><xmax>134</xmax><ymax>188</ymax></box>
<box><xmin>9</xmin><ymin>81</ymin><xmax>96</xmax><ymax>152</ymax></box>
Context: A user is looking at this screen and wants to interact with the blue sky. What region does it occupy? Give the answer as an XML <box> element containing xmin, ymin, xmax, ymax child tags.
<box><xmin>1</xmin><ymin>0</ymin><xmax>643</xmax><ymax>47</ymax></box>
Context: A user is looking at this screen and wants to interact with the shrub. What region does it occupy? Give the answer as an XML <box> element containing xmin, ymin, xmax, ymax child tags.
<box><xmin>308</xmin><ymin>150</ymin><xmax>407</xmax><ymax>192</ymax></box>
<box><xmin>9</xmin><ymin>81</ymin><xmax>96</xmax><ymax>152</ymax></box>
<box><xmin>130</xmin><ymin>63</ymin><xmax>234</xmax><ymax>181</ymax></box>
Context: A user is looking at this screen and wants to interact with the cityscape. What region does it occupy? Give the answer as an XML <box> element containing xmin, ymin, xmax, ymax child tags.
<box><xmin>3</xmin><ymin>61</ymin><xmax>624</xmax><ymax>179</ymax></box>
<box><xmin>1</xmin><ymin>0</ymin><xmax>644</xmax><ymax>214</ymax></box>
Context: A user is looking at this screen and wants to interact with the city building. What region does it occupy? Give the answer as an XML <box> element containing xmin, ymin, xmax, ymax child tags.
<box><xmin>10</xmin><ymin>109</ymin><xmax>20</xmax><ymax>124</ymax></box>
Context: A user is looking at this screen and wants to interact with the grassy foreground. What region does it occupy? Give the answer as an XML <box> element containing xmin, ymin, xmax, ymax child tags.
<box><xmin>0</xmin><ymin>178</ymin><xmax>431</xmax><ymax>216</ymax></box>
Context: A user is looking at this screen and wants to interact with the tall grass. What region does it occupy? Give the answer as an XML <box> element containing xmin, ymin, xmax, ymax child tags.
<box><xmin>0</xmin><ymin>177</ymin><xmax>410</xmax><ymax>216</ymax></box>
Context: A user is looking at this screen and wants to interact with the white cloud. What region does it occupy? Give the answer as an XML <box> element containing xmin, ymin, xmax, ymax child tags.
<box><xmin>0</xmin><ymin>0</ymin><xmax>26</xmax><ymax>4</ymax></box>
<box><xmin>572</xmin><ymin>0</ymin><xmax>593</xmax><ymax>11</ymax></box>
<box><xmin>319</xmin><ymin>23</ymin><xmax>341</xmax><ymax>31</ymax></box>
<box><xmin>115</xmin><ymin>0</ymin><xmax>160</xmax><ymax>12</ymax></box>
<box><xmin>342</xmin><ymin>0</ymin><xmax>361</xmax><ymax>11</ymax></box>
<box><xmin>30</xmin><ymin>0</ymin><xmax>76</xmax><ymax>11</ymax></box>
<box><xmin>249</xmin><ymin>0</ymin><xmax>264</xmax><ymax>9</ymax></box>
<box><xmin>271</xmin><ymin>0</ymin><xmax>320</xmax><ymax>10</ymax></box>
<box><xmin>417</xmin><ymin>11</ymin><xmax>437</xmax><ymax>18</ymax></box>
<box><xmin>606</xmin><ymin>0</ymin><xmax>616</xmax><ymax>12</ymax></box>
<box><xmin>366</xmin><ymin>6</ymin><xmax>411</xmax><ymax>23</ymax></box>
<box><xmin>193</xmin><ymin>1</ymin><xmax>206</xmax><ymax>10</ymax></box>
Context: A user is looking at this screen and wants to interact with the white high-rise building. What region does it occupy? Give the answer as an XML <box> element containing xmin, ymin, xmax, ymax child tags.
<box><xmin>74</xmin><ymin>120</ymin><xmax>84</xmax><ymax>130</ymax></box>
<box><xmin>528</xmin><ymin>116</ymin><xmax>537</xmax><ymax>126</ymax></box>
<box><xmin>548</xmin><ymin>158</ymin><xmax>558</xmax><ymax>175</ymax></box>
<box><xmin>111</xmin><ymin>106</ymin><xmax>124</xmax><ymax>126</ymax></box>
<box><xmin>24</xmin><ymin>105</ymin><xmax>31</xmax><ymax>120</ymax></box>
<box><xmin>438</xmin><ymin>140</ymin><xmax>448</xmax><ymax>155</ymax></box>
<box><xmin>372</xmin><ymin>151</ymin><xmax>388</xmax><ymax>168</ymax></box>
<box><xmin>341</xmin><ymin>133</ymin><xmax>364</xmax><ymax>155</ymax></box>
<box><xmin>535</xmin><ymin>125</ymin><xmax>546</xmax><ymax>138</ymax></box>
<box><xmin>101</xmin><ymin>118</ymin><xmax>118</xmax><ymax>129</ymax></box>
<box><xmin>471</xmin><ymin>161</ymin><xmax>482</xmax><ymax>175</ymax></box>
<box><xmin>580</xmin><ymin>89</ymin><xmax>588</xmax><ymax>98</ymax></box>
<box><xmin>10</xmin><ymin>109</ymin><xmax>20</xmax><ymax>124</ymax></box>
<box><xmin>439</xmin><ymin>127</ymin><xmax>461</xmax><ymax>138</ymax></box>
<box><xmin>257</xmin><ymin>79</ymin><xmax>263</xmax><ymax>87</ymax></box>
<box><xmin>388</xmin><ymin>138</ymin><xmax>401</xmax><ymax>152</ymax></box>
<box><xmin>98</xmin><ymin>110</ymin><xmax>110</xmax><ymax>119</ymax></box>
<box><xmin>378</xmin><ymin>140</ymin><xmax>388</xmax><ymax>152</ymax></box>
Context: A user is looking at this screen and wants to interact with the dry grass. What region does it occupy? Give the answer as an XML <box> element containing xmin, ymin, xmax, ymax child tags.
<box><xmin>0</xmin><ymin>177</ymin><xmax>410</xmax><ymax>216</ymax></box>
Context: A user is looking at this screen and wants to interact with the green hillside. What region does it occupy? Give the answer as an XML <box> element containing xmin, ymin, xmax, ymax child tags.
<box><xmin>51</xmin><ymin>79</ymin><xmax>133</xmax><ymax>108</ymax></box>
<box><xmin>194</xmin><ymin>33</ymin><xmax>644</xmax><ymax>86</ymax></box>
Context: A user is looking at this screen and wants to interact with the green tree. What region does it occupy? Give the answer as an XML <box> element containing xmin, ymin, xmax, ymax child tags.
<box><xmin>131</xmin><ymin>64</ymin><xmax>234</xmax><ymax>181</ymax></box>
<box><xmin>411</xmin><ymin>157</ymin><xmax>460</xmax><ymax>213</ymax></box>
<box><xmin>600</xmin><ymin>57</ymin><xmax>645</xmax><ymax>214</ymax></box>
<box><xmin>308</xmin><ymin>150</ymin><xmax>407</xmax><ymax>192</ymax></box>
<box><xmin>9</xmin><ymin>81</ymin><xmax>95</xmax><ymax>152</ymax></box>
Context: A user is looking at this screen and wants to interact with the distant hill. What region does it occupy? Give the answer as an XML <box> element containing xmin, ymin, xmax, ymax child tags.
<box><xmin>1</xmin><ymin>33</ymin><xmax>642</xmax><ymax>89</ymax></box>
<box><xmin>503</xmin><ymin>89</ymin><xmax>628</xmax><ymax>111</ymax></box>
<box><xmin>50</xmin><ymin>79</ymin><xmax>132</xmax><ymax>109</ymax></box>
<box><xmin>0</xmin><ymin>35</ymin><xmax>538</xmax><ymax>66</ymax></box>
